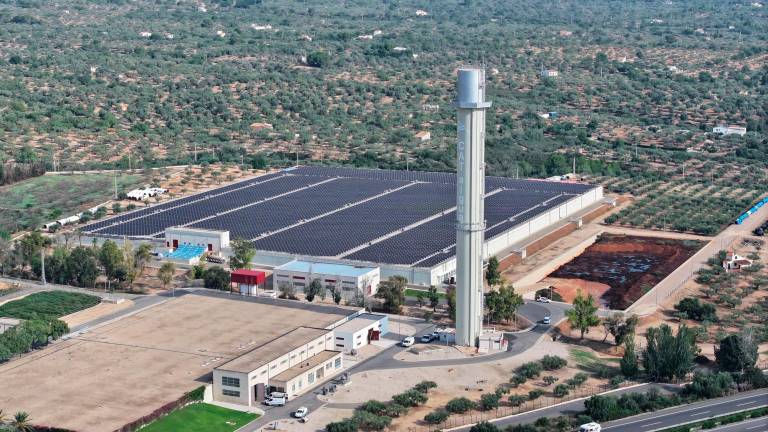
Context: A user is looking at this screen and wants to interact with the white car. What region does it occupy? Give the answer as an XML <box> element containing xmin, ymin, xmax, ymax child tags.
<box><xmin>543</xmin><ymin>315</ymin><xmax>551</xmax><ymax>325</ymax></box>
<box><xmin>579</xmin><ymin>422</ymin><xmax>601</xmax><ymax>432</ymax></box>
<box><xmin>536</xmin><ymin>296</ymin><xmax>551</xmax><ymax>303</ymax></box>
<box><xmin>401</xmin><ymin>336</ymin><xmax>415</xmax><ymax>347</ymax></box>
<box><xmin>420</xmin><ymin>334</ymin><xmax>433</xmax><ymax>343</ymax></box>
<box><xmin>294</xmin><ymin>407</ymin><xmax>309</xmax><ymax>418</ymax></box>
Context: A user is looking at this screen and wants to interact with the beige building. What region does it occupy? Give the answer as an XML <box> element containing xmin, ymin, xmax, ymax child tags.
<box><xmin>213</xmin><ymin>327</ymin><xmax>343</xmax><ymax>406</ymax></box>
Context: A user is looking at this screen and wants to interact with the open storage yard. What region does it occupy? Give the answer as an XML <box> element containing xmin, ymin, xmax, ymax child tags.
<box><xmin>0</xmin><ymin>292</ymin><xmax>358</xmax><ymax>432</ymax></box>
<box><xmin>547</xmin><ymin>234</ymin><xmax>705</xmax><ymax>309</ymax></box>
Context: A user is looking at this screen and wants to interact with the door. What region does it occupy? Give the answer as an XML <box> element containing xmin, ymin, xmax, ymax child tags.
<box><xmin>208</xmin><ymin>243</ymin><xmax>213</xmax><ymax>252</ymax></box>
<box><xmin>255</xmin><ymin>383</ymin><xmax>266</xmax><ymax>402</ymax></box>
<box><xmin>172</xmin><ymin>239</ymin><xmax>178</xmax><ymax>249</ymax></box>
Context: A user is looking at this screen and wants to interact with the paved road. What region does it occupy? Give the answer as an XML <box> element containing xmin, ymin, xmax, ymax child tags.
<box><xmin>706</xmin><ymin>416</ymin><xmax>768</xmax><ymax>432</ymax></box>
<box><xmin>449</xmin><ymin>388</ymin><xmax>767</xmax><ymax>432</ymax></box>
<box><xmin>601</xmin><ymin>389</ymin><xmax>768</xmax><ymax>432</ymax></box>
<box><xmin>240</xmin><ymin>301</ymin><xmax>570</xmax><ymax>431</ymax></box>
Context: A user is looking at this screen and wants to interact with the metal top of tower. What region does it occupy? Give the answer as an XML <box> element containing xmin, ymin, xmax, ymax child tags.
<box><xmin>456</xmin><ymin>67</ymin><xmax>492</xmax><ymax>109</ymax></box>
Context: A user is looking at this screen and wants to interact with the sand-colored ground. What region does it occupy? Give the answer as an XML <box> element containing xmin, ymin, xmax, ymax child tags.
<box><xmin>543</xmin><ymin>277</ymin><xmax>612</xmax><ymax>306</ymax></box>
<box><xmin>59</xmin><ymin>299</ymin><xmax>134</xmax><ymax>328</ymax></box>
<box><xmin>0</xmin><ymin>293</ymin><xmax>359</xmax><ymax>432</ymax></box>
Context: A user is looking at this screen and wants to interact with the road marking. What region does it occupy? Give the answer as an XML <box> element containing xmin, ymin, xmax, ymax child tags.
<box><xmin>690</xmin><ymin>410</ymin><xmax>710</xmax><ymax>416</ymax></box>
<box><xmin>640</xmin><ymin>421</ymin><xmax>662</xmax><ymax>427</ymax></box>
<box><xmin>737</xmin><ymin>401</ymin><xmax>757</xmax><ymax>406</ymax></box>
<box><xmin>746</xmin><ymin>425</ymin><xmax>765</xmax><ymax>430</ymax></box>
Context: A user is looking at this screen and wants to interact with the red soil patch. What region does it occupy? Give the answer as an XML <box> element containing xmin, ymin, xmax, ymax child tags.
<box><xmin>545</xmin><ymin>277</ymin><xmax>612</xmax><ymax>307</ymax></box>
<box><xmin>549</xmin><ymin>234</ymin><xmax>704</xmax><ymax>309</ymax></box>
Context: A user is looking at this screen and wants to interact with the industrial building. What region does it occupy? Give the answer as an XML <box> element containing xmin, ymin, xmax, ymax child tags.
<box><xmin>79</xmin><ymin>166</ymin><xmax>602</xmax><ymax>286</ymax></box>
<box><xmin>331</xmin><ymin>313</ymin><xmax>389</xmax><ymax>353</ymax></box>
<box><xmin>272</xmin><ymin>260</ymin><xmax>380</xmax><ymax>300</ymax></box>
<box><xmin>213</xmin><ymin>327</ymin><xmax>343</xmax><ymax>405</ymax></box>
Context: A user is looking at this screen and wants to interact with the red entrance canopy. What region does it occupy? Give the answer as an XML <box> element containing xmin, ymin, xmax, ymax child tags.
<box><xmin>230</xmin><ymin>269</ymin><xmax>266</xmax><ymax>285</ymax></box>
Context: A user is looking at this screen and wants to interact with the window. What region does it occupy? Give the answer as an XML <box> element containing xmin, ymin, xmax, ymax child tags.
<box><xmin>221</xmin><ymin>376</ymin><xmax>240</xmax><ymax>387</ymax></box>
<box><xmin>336</xmin><ymin>344</ymin><xmax>344</xmax><ymax>348</ymax></box>
<box><xmin>291</xmin><ymin>354</ymin><xmax>296</xmax><ymax>359</ymax></box>
<box><xmin>335</xmin><ymin>358</ymin><xmax>342</xmax><ymax>368</ymax></box>
<box><xmin>298</xmin><ymin>379</ymin><xmax>302</xmax><ymax>388</ymax></box>
<box><xmin>222</xmin><ymin>389</ymin><xmax>240</xmax><ymax>397</ymax></box>
<box><xmin>292</xmin><ymin>383</ymin><xmax>296</xmax><ymax>392</ymax></box>
<box><xmin>270</xmin><ymin>364</ymin><xmax>276</xmax><ymax>370</ymax></box>
<box><xmin>260</xmin><ymin>370</ymin><xmax>267</xmax><ymax>375</ymax></box>
<box><xmin>336</xmin><ymin>337</ymin><xmax>344</xmax><ymax>340</ymax></box>
<box><xmin>308</xmin><ymin>371</ymin><xmax>315</xmax><ymax>384</ymax></box>
<box><xmin>300</xmin><ymin>350</ymin><xmax>305</xmax><ymax>355</ymax></box>
<box><xmin>316</xmin><ymin>341</ymin><xmax>323</xmax><ymax>347</ymax></box>
<box><xmin>280</xmin><ymin>359</ymin><xmax>287</xmax><ymax>365</ymax></box>
<box><xmin>326</xmin><ymin>362</ymin><xmax>332</xmax><ymax>370</ymax></box>
<box><xmin>294</xmin><ymin>282</ymin><xmax>305</xmax><ymax>287</ymax></box>
<box><xmin>356</xmin><ymin>334</ymin><xmax>362</xmax><ymax>339</ymax></box>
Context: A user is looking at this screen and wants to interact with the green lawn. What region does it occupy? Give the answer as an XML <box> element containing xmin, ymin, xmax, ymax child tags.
<box><xmin>0</xmin><ymin>291</ymin><xmax>101</xmax><ymax>320</ymax></box>
<box><xmin>141</xmin><ymin>403</ymin><xmax>258</xmax><ymax>432</ymax></box>
<box><xmin>0</xmin><ymin>172</ymin><xmax>146</xmax><ymax>235</ymax></box>
<box><xmin>404</xmin><ymin>288</ymin><xmax>445</xmax><ymax>299</ymax></box>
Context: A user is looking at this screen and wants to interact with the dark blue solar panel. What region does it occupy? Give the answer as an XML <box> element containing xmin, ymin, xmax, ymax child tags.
<box><xmin>190</xmin><ymin>178</ymin><xmax>408</xmax><ymax>239</ymax></box>
<box><xmin>251</xmin><ymin>182</ymin><xmax>455</xmax><ymax>256</ymax></box>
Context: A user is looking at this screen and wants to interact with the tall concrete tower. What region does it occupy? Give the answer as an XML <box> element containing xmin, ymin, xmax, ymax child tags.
<box><xmin>454</xmin><ymin>68</ymin><xmax>491</xmax><ymax>347</ymax></box>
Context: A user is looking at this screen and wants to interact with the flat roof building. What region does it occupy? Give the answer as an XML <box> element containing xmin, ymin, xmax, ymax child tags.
<box><xmin>213</xmin><ymin>326</ymin><xmax>343</xmax><ymax>406</ymax></box>
<box><xmin>273</xmin><ymin>260</ymin><xmax>380</xmax><ymax>301</ymax></box>
<box><xmin>331</xmin><ymin>313</ymin><xmax>389</xmax><ymax>353</ymax></box>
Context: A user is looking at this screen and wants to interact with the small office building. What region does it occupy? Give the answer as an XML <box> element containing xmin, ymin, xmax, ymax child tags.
<box><xmin>212</xmin><ymin>327</ymin><xmax>343</xmax><ymax>406</ymax></box>
<box><xmin>272</xmin><ymin>260</ymin><xmax>380</xmax><ymax>300</ymax></box>
<box><xmin>331</xmin><ymin>313</ymin><xmax>389</xmax><ymax>353</ymax></box>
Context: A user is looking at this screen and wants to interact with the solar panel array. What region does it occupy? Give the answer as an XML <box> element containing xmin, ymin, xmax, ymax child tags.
<box><xmin>83</xmin><ymin>166</ymin><xmax>597</xmax><ymax>268</ymax></box>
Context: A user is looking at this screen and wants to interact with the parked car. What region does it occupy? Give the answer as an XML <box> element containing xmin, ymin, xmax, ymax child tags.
<box><xmin>420</xmin><ymin>334</ymin><xmax>433</xmax><ymax>343</ymax></box>
<box><xmin>536</xmin><ymin>296</ymin><xmax>551</xmax><ymax>303</ymax></box>
<box><xmin>543</xmin><ymin>315</ymin><xmax>551</xmax><ymax>325</ymax></box>
<box><xmin>401</xmin><ymin>336</ymin><xmax>415</xmax><ymax>347</ymax></box>
<box><xmin>294</xmin><ymin>407</ymin><xmax>309</xmax><ymax>418</ymax></box>
<box><xmin>578</xmin><ymin>422</ymin><xmax>601</xmax><ymax>432</ymax></box>
<box><xmin>264</xmin><ymin>392</ymin><xmax>287</xmax><ymax>407</ymax></box>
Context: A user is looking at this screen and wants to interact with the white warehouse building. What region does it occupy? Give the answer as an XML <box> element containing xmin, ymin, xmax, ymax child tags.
<box><xmin>272</xmin><ymin>260</ymin><xmax>380</xmax><ymax>300</ymax></box>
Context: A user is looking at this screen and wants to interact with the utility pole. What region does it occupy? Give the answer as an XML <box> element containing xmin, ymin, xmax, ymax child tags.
<box><xmin>40</xmin><ymin>249</ymin><xmax>46</xmax><ymax>286</ymax></box>
<box><xmin>114</xmin><ymin>174</ymin><xmax>118</xmax><ymax>199</ymax></box>
<box><xmin>296</xmin><ymin>150</ymin><xmax>299</xmax><ymax>167</ymax></box>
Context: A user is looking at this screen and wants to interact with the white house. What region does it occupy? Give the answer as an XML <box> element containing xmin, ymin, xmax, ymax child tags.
<box><xmin>723</xmin><ymin>252</ymin><xmax>752</xmax><ymax>273</ymax></box>
<box><xmin>331</xmin><ymin>313</ymin><xmax>388</xmax><ymax>353</ymax></box>
<box><xmin>540</xmin><ymin>69</ymin><xmax>559</xmax><ymax>78</ymax></box>
<box><xmin>712</xmin><ymin>125</ymin><xmax>747</xmax><ymax>137</ymax></box>
<box><xmin>272</xmin><ymin>260</ymin><xmax>380</xmax><ymax>300</ymax></box>
<box><xmin>415</xmin><ymin>9</ymin><xmax>429</xmax><ymax>16</ymax></box>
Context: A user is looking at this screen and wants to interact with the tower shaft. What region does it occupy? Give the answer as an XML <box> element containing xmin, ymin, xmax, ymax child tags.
<box><xmin>455</xmin><ymin>68</ymin><xmax>491</xmax><ymax>347</ymax></box>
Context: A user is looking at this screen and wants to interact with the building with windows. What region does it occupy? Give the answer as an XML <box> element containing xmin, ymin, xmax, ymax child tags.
<box><xmin>712</xmin><ymin>125</ymin><xmax>747</xmax><ymax>137</ymax></box>
<box><xmin>212</xmin><ymin>327</ymin><xmax>343</xmax><ymax>406</ymax></box>
<box><xmin>272</xmin><ymin>260</ymin><xmax>380</xmax><ymax>300</ymax></box>
<box><xmin>331</xmin><ymin>313</ymin><xmax>389</xmax><ymax>353</ymax></box>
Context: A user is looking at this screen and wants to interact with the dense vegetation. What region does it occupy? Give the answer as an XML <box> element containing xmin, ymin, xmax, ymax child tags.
<box><xmin>0</xmin><ymin>0</ymin><xmax>764</xmax><ymax>181</ymax></box>
<box><xmin>0</xmin><ymin>291</ymin><xmax>100</xmax><ymax>320</ymax></box>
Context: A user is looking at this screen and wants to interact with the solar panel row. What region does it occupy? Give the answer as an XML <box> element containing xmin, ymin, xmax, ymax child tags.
<box><xmin>82</xmin><ymin>166</ymin><xmax>597</xmax><ymax>268</ymax></box>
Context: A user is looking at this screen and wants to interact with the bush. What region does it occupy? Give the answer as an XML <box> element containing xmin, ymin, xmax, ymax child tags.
<box><xmin>684</xmin><ymin>372</ymin><xmax>735</xmax><ymax>400</ymax></box>
<box><xmin>528</xmin><ymin>389</ymin><xmax>544</xmax><ymax>400</ymax></box>
<box><xmin>479</xmin><ymin>393</ymin><xmax>501</xmax><ymax>410</ymax></box>
<box><xmin>424</xmin><ymin>409</ymin><xmax>449</xmax><ymax>424</ymax></box>
<box><xmin>358</xmin><ymin>400</ymin><xmax>388</xmax><ymax>416</ymax></box>
<box><xmin>510</xmin><ymin>375</ymin><xmax>527</xmax><ymax>387</ymax></box>
<box><xmin>541</xmin><ymin>355</ymin><xmax>567</xmax><ymax>370</ymax></box>
<box><xmin>543</xmin><ymin>375</ymin><xmax>559</xmax><ymax>386</ymax></box>
<box><xmin>414</xmin><ymin>380</ymin><xmax>438</xmax><ymax>393</ymax></box>
<box><xmin>508</xmin><ymin>395</ymin><xmax>527</xmax><ymax>407</ymax></box>
<box><xmin>469</xmin><ymin>422</ymin><xmax>500</xmax><ymax>432</ymax></box>
<box><xmin>553</xmin><ymin>384</ymin><xmax>570</xmax><ymax>397</ymax></box>
<box><xmin>446</xmin><ymin>397</ymin><xmax>476</xmax><ymax>414</ymax></box>
<box><xmin>609</xmin><ymin>375</ymin><xmax>625</xmax><ymax>388</ymax></box>
<box><xmin>518</xmin><ymin>361</ymin><xmax>543</xmax><ymax>379</ymax></box>
<box><xmin>675</xmin><ymin>298</ymin><xmax>716</xmax><ymax>322</ymax></box>
<box><xmin>566</xmin><ymin>372</ymin><xmax>588</xmax><ymax>388</ymax></box>
<box><xmin>392</xmin><ymin>389</ymin><xmax>427</xmax><ymax>407</ymax></box>
<box><xmin>352</xmin><ymin>410</ymin><xmax>391</xmax><ymax>431</ymax></box>
<box><xmin>203</xmin><ymin>266</ymin><xmax>230</xmax><ymax>290</ymax></box>
<box><xmin>325</xmin><ymin>418</ymin><xmax>357</xmax><ymax>432</ymax></box>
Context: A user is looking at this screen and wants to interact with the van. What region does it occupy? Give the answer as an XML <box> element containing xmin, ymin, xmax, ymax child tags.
<box><xmin>264</xmin><ymin>392</ymin><xmax>287</xmax><ymax>406</ymax></box>
<box><xmin>578</xmin><ymin>422</ymin><xmax>601</xmax><ymax>432</ymax></box>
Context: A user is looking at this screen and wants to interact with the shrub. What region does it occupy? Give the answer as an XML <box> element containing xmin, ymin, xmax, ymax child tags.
<box><xmin>609</xmin><ymin>375</ymin><xmax>625</xmax><ymax>388</ymax></box>
<box><xmin>203</xmin><ymin>266</ymin><xmax>230</xmax><ymax>290</ymax></box>
<box><xmin>553</xmin><ymin>384</ymin><xmax>570</xmax><ymax>397</ymax></box>
<box><xmin>352</xmin><ymin>410</ymin><xmax>391</xmax><ymax>431</ymax></box>
<box><xmin>326</xmin><ymin>418</ymin><xmax>357</xmax><ymax>432</ymax></box>
<box><xmin>541</xmin><ymin>355</ymin><xmax>567</xmax><ymax>370</ymax></box>
<box><xmin>446</xmin><ymin>397</ymin><xmax>476</xmax><ymax>414</ymax></box>
<box><xmin>543</xmin><ymin>375</ymin><xmax>559</xmax><ymax>386</ymax></box>
<box><xmin>469</xmin><ymin>422</ymin><xmax>500</xmax><ymax>432</ymax></box>
<box><xmin>414</xmin><ymin>380</ymin><xmax>438</xmax><ymax>393</ymax></box>
<box><xmin>528</xmin><ymin>389</ymin><xmax>544</xmax><ymax>400</ymax></box>
<box><xmin>392</xmin><ymin>389</ymin><xmax>428</xmax><ymax>407</ymax></box>
<box><xmin>479</xmin><ymin>393</ymin><xmax>501</xmax><ymax>410</ymax></box>
<box><xmin>674</xmin><ymin>298</ymin><xmax>716</xmax><ymax>321</ymax></box>
<box><xmin>683</xmin><ymin>371</ymin><xmax>735</xmax><ymax>400</ymax></box>
<box><xmin>518</xmin><ymin>361</ymin><xmax>543</xmax><ymax>379</ymax></box>
<box><xmin>508</xmin><ymin>395</ymin><xmax>526</xmax><ymax>407</ymax></box>
<box><xmin>358</xmin><ymin>400</ymin><xmax>387</xmax><ymax>416</ymax></box>
<box><xmin>424</xmin><ymin>409</ymin><xmax>449</xmax><ymax>424</ymax></box>
<box><xmin>510</xmin><ymin>375</ymin><xmax>527</xmax><ymax>387</ymax></box>
<box><xmin>566</xmin><ymin>373</ymin><xmax>588</xmax><ymax>388</ymax></box>
<box><xmin>383</xmin><ymin>402</ymin><xmax>407</xmax><ymax>417</ymax></box>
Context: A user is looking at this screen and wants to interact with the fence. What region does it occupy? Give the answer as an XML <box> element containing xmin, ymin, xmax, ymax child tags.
<box><xmin>405</xmin><ymin>382</ymin><xmax>638</xmax><ymax>432</ymax></box>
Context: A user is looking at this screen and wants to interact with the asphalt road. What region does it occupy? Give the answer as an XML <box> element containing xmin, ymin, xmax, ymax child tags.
<box><xmin>600</xmin><ymin>390</ymin><xmax>768</xmax><ymax>432</ymax></box>
<box><xmin>706</xmin><ymin>416</ymin><xmax>768</xmax><ymax>432</ymax></box>
<box><xmin>240</xmin><ymin>301</ymin><xmax>570</xmax><ymax>431</ymax></box>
